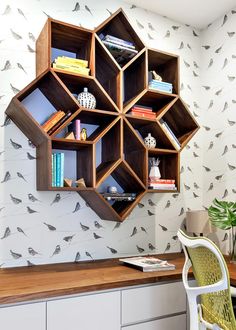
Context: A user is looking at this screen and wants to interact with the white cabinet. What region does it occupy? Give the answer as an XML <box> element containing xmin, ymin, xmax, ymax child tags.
<box><xmin>122</xmin><ymin>281</ymin><xmax>186</xmax><ymax>325</ymax></box>
<box><xmin>47</xmin><ymin>291</ymin><xmax>120</xmax><ymax>330</ymax></box>
<box><xmin>122</xmin><ymin>314</ymin><xmax>186</xmax><ymax>330</ymax></box>
<box><xmin>0</xmin><ymin>302</ymin><xmax>46</xmax><ymax>330</ymax></box>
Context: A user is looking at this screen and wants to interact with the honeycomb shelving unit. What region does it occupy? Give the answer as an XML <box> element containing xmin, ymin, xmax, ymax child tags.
<box><xmin>5</xmin><ymin>8</ymin><xmax>199</xmax><ymax>222</ymax></box>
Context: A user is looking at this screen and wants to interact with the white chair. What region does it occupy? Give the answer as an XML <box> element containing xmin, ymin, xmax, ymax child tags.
<box><xmin>177</xmin><ymin>229</ymin><xmax>236</xmax><ymax>330</ymax></box>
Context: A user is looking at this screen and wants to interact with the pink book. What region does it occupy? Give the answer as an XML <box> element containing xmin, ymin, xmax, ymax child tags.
<box><xmin>75</xmin><ymin>119</ymin><xmax>80</xmax><ymax>140</ymax></box>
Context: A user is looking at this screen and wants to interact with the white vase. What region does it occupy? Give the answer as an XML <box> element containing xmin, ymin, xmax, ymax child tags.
<box><xmin>77</xmin><ymin>87</ymin><xmax>96</xmax><ymax>109</ymax></box>
<box><xmin>144</xmin><ymin>133</ymin><xmax>156</xmax><ymax>148</ymax></box>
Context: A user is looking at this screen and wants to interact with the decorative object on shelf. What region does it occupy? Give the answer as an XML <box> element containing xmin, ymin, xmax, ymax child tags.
<box><xmin>107</xmin><ymin>185</ymin><xmax>118</xmax><ymax>194</ymax></box>
<box><xmin>151</xmin><ymin>70</ymin><xmax>162</xmax><ymax>81</ymax></box>
<box><xmin>144</xmin><ymin>133</ymin><xmax>156</xmax><ymax>148</ymax></box>
<box><xmin>80</xmin><ymin>128</ymin><xmax>87</xmax><ymax>141</ymax></box>
<box><xmin>149</xmin><ymin>157</ymin><xmax>161</xmax><ymax>179</ymax></box>
<box><xmin>64</xmin><ymin>178</ymin><xmax>73</xmax><ymax>187</ymax></box>
<box><xmin>65</xmin><ymin>131</ymin><xmax>75</xmax><ymax>140</ymax></box>
<box><xmin>76</xmin><ymin>178</ymin><xmax>86</xmax><ymax>187</ymax></box>
<box><xmin>77</xmin><ymin>87</ymin><xmax>96</xmax><ymax>109</ymax></box>
<box><xmin>208</xmin><ymin>199</ymin><xmax>236</xmax><ymax>263</ymax></box>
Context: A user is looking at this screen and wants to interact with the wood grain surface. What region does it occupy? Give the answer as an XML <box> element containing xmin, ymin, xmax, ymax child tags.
<box><xmin>0</xmin><ymin>253</ymin><xmax>186</xmax><ymax>305</ymax></box>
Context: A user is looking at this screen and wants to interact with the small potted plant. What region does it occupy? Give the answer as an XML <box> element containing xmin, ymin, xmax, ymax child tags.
<box><xmin>208</xmin><ymin>198</ymin><xmax>236</xmax><ymax>262</ymax></box>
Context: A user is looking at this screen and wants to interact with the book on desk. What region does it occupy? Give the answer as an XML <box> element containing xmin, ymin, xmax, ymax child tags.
<box><xmin>119</xmin><ymin>256</ymin><xmax>176</xmax><ymax>272</ymax></box>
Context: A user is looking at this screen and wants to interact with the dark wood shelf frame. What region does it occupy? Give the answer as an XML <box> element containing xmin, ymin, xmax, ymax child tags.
<box><xmin>5</xmin><ymin>8</ymin><xmax>199</xmax><ymax>221</ymax></box>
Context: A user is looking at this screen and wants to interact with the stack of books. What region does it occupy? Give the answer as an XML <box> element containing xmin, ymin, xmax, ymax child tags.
<box><xmin>99</xmin><ymin>33</ymin><xmax>138</xmax><ymax>64</ymax></box>
<box><xmin>149</xmin><ymin>80</ymin><xmax>173</xmax><ymax>94</ymax></box>
<box><xmin>102</xmin><ymin>192</ymin><xmax>136</xmax><ymax>201</ymax></box>
<box><xmin>130</xmin><ymin>105</ymin><xmax>156</xmax><ymax>119</ymax></box>
<box><xmin>42</xmin><ymin>111</ymin><xmax>72</xmax><ymax>135</ymax></box>
<box><xmin>52</xmin><ymin>56</ymin><xmax>90</xmax><ymax>75</ymax></box>
<box><xmin>148</xmin><ymin>178</ymin><xmax>177</xmax><ymax>190</ymax></box>
<box><xmin>160</xmin><ymin>119</ymin><xmax>181</xmax><ymax>150</ymax></box>
<box><xmin>119</xmin><ymin>256</ymin><xmax>176</xmax><ymax>272</ymax></box>
<box><xmin>52</xmin><ymin>152</ymin><xmax>64</xmax><ymax>187</ymax></box>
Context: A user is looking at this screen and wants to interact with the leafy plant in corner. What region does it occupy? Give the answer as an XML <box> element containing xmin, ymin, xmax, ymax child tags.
<box><xmin>208</xmin><ymin>198</ymin><xmax>236</xmax><ymax>261</ymax></box>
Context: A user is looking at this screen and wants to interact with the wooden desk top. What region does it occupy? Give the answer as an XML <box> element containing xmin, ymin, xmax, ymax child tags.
<box><xmin>0</xmin><ymin>253</ymin><xmax>185</xmax><ymax>305</ymax></box>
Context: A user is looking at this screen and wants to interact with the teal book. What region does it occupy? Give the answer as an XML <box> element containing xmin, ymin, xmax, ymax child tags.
<box><xmin>56</xmin><ymin>153</ymin><xmax>61</xmax><ymax>187</ymax></box>
<box><xmin>60</xmin><ymin>153</ymin><xmax>65</xmax><ymax>187</ymax></box>
<box><xmin>52</xmin><ymin>153</ymin><xmax>57</xmax><ymax>187</ymax></box>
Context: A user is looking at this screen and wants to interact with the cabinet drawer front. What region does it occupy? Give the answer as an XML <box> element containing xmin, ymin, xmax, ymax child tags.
<box><xmin>47</xmin><ymin>291</ymin><xmax>120</xmax><ymax>330</ymax></box>
<box><xmin>122</xmin><ymin>313</ymin><xmax>186</xmax><ymax>330</ymax></box>
<box><xmin>122</xmin><ymin>281</ymin><xmax>186</xmax><ymax>325</ymax></box>
<box><xmin>0</xmin><ymin>302</ymin><xmax>46</xmax><ymax>330</ymax></box>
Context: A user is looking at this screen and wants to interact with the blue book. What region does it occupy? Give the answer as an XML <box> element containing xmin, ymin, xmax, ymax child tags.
<box><xmin>56</xmin><ymin>153</ymin><xmax>61</xmax><ymax>187</ymax></box>
<box><xmin>60</xmin><ymin>153</ymin><xmax>65</xmax><ymax>187</ymax></box>
<box><xmin>149</xmin><ymin>82</ymin><xmax>173</xmax><ymax>93</ymax></box>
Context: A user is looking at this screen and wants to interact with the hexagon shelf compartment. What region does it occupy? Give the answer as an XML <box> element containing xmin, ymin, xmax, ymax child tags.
<box><xmin>5</xmin><ymin>8</ymin><xmax>199</xmax><ymax>222</ymax></box>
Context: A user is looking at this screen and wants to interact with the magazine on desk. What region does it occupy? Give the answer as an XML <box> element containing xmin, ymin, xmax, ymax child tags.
<box><xmin>119</xmin><ymin>256</ymin><xmax>176</xmax><ymax>272</ymax></box>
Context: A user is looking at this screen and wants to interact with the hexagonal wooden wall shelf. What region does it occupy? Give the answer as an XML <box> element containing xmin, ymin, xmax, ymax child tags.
<box><xmin>5</xmin><ymin>8</ymin><xmax>199</xmax><ymax>222</ymax></box>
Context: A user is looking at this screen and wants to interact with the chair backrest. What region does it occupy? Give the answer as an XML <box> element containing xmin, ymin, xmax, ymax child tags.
<box><xmin>178</xmin><ymin>229</ymin><xmax>236</xmax><ymax>330</ymax></box>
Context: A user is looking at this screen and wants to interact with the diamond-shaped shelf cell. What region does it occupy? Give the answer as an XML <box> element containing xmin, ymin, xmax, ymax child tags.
<box><xmin>5</xmin><ymin>70</ymin><xmax>79</xmax><ymax>147</ymax></box>
<box><xmin>53</xmin><ymin>109</ymin><xmax>119</xmax><ymax>142</ymax></box>
<box><xmin>96</xmin><ymin>161</ymin><xmax>146</xmax><ymax>221</ymax></box>
<box><xmin>95</xmin><ymin>9</ymin><xmax>144</xmax><ymax>69</ymax></box>
<box><xmin>55</xmin><ymin>71</ymin><xmax>119</xmax><ymax>112</ymax></box>
<box><xmin>147</xmin><ymin>149</ymin><xmax>179</xmax><ymax>192</ymax></box>
<box><xmin>123</xmin><ymin>119</ymin><xmax>147</xmax><ymax>185</ymax></box>
<box><xmin>123</xmin><ymin>50</ymin><xmax>146</xmax><ymax>108</ymax></box>
<box><xmin>37</xmin><ymin>18</ymin><xmax>94</xmax><ymax>76</ymax></box>
<box><xmin>95</xmin><ymin>37</ymin><xmax>121</xmax><ymax>107</ymax></box>
<box><xmin>158</xmin><ymin>98</ymin><xmax>199</xmax><ymax>149</ymax></box>
<box><xmin>147</xmin><ymin>48</ymin><xmax>179</xmax><ymax>95</ymax></box>
<box><xmin>95</xmin><ymin>119</ymin><xmax>122</xmax><ymax>186</ymax></box>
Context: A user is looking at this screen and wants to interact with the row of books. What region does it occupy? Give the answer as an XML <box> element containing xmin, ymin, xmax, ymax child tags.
<box><xmin>52</xmin><ymin>56</ymin><xmax>90</xmax><ymax>76</ymax></box>
<box><xmin>148</xmin><ymin>179</ymin><xmax>177</xmax><ymax>190</ymax></box>
<box><xmin>159</xmin><ymin>119</ymin><xmax>181</xmax><ymax>151</ymax></box>
<box><xmin>149</xmin><ymin>79</ymin><xmax>173</xmax><ymax>94</ymax></box>
<box><xmin>42</xmin><ymin>111</ymin><xmax>72</xmax><ymax>135</ymax></box>
<box><xmin>130</xmin><ymin>105</ymin><xmax>156</xmax><ymax>119</ymax></box>
<box><xmin>99</xmin><ymin>33</ymin><xmax>138</xmax><ymax>64</ymax></box>
<box><xmin>52</xmin><ymin>153</ymin><xmax>64</xmax><ymax>187</ymax></box>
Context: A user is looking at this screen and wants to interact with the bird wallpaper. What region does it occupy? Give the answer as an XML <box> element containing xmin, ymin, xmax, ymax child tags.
<box><xmin>1</xmin><ymin>0</ymin><xmax>233</xmax><ymax>268</ymax></box>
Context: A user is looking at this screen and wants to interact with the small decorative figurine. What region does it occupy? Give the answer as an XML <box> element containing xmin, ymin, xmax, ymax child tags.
<box><xmin>149</xmin><ymin>157</ymin><xmax>161</xmax><ymax>179</ymax></box>
<box><xmin>80</xmin><ymin>128</ymin><xmax>87</xmax><ymax>141</ymax></box>
<box><xmin>144</xmin><ymin>133</ymin><xmax>156</xmax><ymax>148</ymax></box>
<box><xmin>76</xmin><ymin>178</ymin><xmax>86</xmax><ymax>187</ymax></box>
<box><xmin>77</xmin><ymin>87</ymin><xmax>96</xmax><ymax>109</ymax></box>
<box><xmin>64</xmin><ymin>178</ymin><xmax>73</xmax><ymax>187</ymax></box>
<box><xmin>151</xmin><ymin>70</ymin><xmax>162</xmax><ymax>81</ymax></box>
<box><xmin>107</xmin><ymin>186</ymin><xmax>118</xmax><ymax>194</ymax></box>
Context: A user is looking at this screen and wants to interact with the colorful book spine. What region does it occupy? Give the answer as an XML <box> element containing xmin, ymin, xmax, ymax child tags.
<box><xmin>160</xmin><ymin>120</ymin><xmax>181</xmax><ymax>150</ymax></box>
<box><xmin>47</xmin><ymin>112</ymin><xmax>72</xmax><ymax>135</ymax></box>
<box><xmin>53</xmin><ymin>63</ymin><xmax>90</xmax><ymax>75</ymax></box>
<box><xmin>131</xmin><ymin>111</ymin><xmax>156</xmax><ymax>119</ymax></box>
<box><xmin>132</xmin><ymin>106</ymin><xmax>153</xmax><ymax>113</ymax></box>
<box><xmin>75</xmin><ymin>119</ymin><xmax>80</xmax><ymax>140</ymax></box>
<box><xmin>148</xmin><ymin>185</ymin><xmax>177</xmax><ymax>190</ymax></box>
<box><xmin>149</xmin><ymin>80</ymin><xmax>173</xmax><ymax>93</ymax></box>
<box><xmin>42</xmin><ymin>111</ymin><xmax>65</xmax><ymax>132</ymax></box>
<box><xmin>102</xmin><ymin>40</ymin><xmax>138</xmax><ymax>54</ymax></box>
<box><xmin>55</xmin><ymin>56</ymin><xmax>88</xmax><ymax>68</ymax></box>
<box><xmin>60</xmin><ymin>153</ymin><xmax>64</xmax><ymax>187</ymax></box>
<box><xmin>52</xmin><ymin>153</ymin><xmax>57</xmax><ymax>187</ymax></box>
<box><xmin>56</xmin><ymin>153</ymin><xmax>61</xmax><ymax>187</ymax></box>
<box><xmin>104</xmin><ymin>35</ymin><xmax>135</xmax><ymax>49</ymax></box>
<box><xmin>52</xmin><ymin>154</ymin><xmax>55</xmax><ymax>187</ymax></box>
<box><xmin>149</xmin><ymin>179</ymin><xmax>175</xmax><ymax>184</ymax></box>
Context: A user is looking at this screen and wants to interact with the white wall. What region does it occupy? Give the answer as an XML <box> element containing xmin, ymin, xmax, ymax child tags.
<box><xmin>0</xmin><ymin>0</ymin><xmax>203</xmax><ymax>267</ymax></box>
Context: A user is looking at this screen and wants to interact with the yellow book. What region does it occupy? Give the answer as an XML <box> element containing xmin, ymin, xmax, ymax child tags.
<box><xmin>53</xmin><ymin>63</ymin><xmax>90</xmax><ymax>75</ymax></box>
<box><xmin>55</xmin><ymin>56</ymin><xmax>88</xmax><ymax>68</ymax></box>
